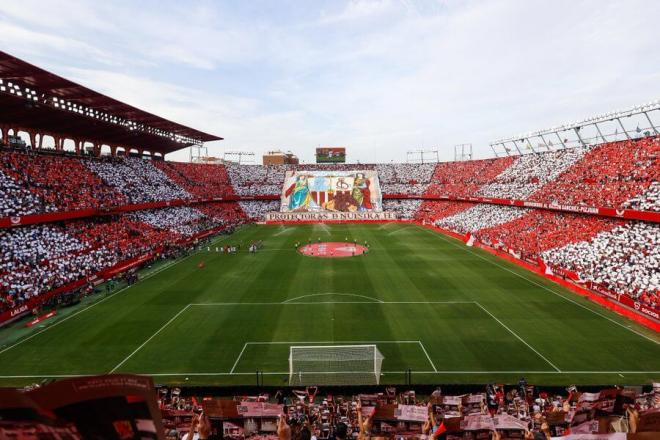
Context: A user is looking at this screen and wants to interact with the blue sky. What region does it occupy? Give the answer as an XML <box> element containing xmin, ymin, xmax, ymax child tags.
<box><xmin>1</xmin><ymin>0</ymin><xmax>659</xmax><ymax>163</ymax></box>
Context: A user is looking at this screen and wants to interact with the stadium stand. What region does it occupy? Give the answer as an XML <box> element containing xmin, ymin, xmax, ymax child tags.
<box><xmin>477</xmin><ymin>147</ymin><xmax>587</xmax><ymax>199</ymax></box>
<box><xmin>476</xmin><ymin>210</ymin><xmax>622</xmax><ymax>260</ymax></box>
<box><xmin>239</xmin><ymin>200</ymin><xmax>280</xmax><ymax>220</ymax></box>
<box><xmin>415</xmin><ymin>201</ymin><xmax>475</xmax><ymax>225</ymax></box>
<box><xmin>375</xmin><ymin>163</ymin><xmax>435</xmax><ymax>195</ymax></box>
<box><xmin>542</xmin><ymin>221</ymin><xmax>659</xmax><ymax>303</ymax></box>
<box><xmin>0</xmin><ymin>135</ymin><xmax>659</xmax><ymax>324</ymax></box>
<box><xmin>528</xmin><ymin>137</ymin><xmax>660</xmax><ymax>210</ymax></box>
<box><xmin>129</xmin><ymin>206</ymin><xmax>219</xmax><ymax>237</ymax></box>
<box><xmin>227</xmin><ymin>164</ymin><xmax>288</xmax><ymax>196</ymax></box>
<box><xmin>86</xmin><ymin>156</ymin><xmax>192</xmax><ymax>204</ymax></box>
<box><xmin>0</xmin><ymin>149</ymin><xmax>124</xmax><ymax>214</ymax></box>
<box><xmin>436</xmin><ymin>204</ymin><xmax>530</xmax><ymax>234</ymax></box>
<box><xmin>0</xmin><ymin>207</ymin><xmax>241</xmax><ymax>313</ymax></box>
<box><xmin>425</xmin><ymin>156</ymin><xmax>515</xmax><ymax>197</ymax></box>
<box><xmin>196</xmin><ymin>201</ymin><xmax>249</xmax><ymax>227</ymax></box>
<box><xmin>154</xmin><ymin>160</ymin><xmax>236</xmax><ymax>198</ymax></box>
<box><xmin>382</xmin><ymin>199</ymin><xmax>423</xmax><ymax>219</ymax></box>
<box><xmin>0</xmin><ymin>168</ymin><xmax>49</xmax><ymax>216</ymax></box>
<box><xmin>0</xmin><ymin>223</ymin><xmax>116</xmax><ymax>311</ymax></box>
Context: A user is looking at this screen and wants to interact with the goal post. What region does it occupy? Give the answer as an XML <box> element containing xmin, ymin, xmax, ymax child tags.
<box><xmin>288</xmin><ymin>345</ymin><xmax>385</xmax><ymax>386</ymax></box>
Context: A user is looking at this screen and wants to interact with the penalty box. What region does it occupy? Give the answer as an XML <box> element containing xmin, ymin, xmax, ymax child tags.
<box><xmin>231</xmin><ymin>341</ymin><xmax>436</xmax><ymax>375</ymax></box>
<box><xmin>114</xmin><ymin>301</ymin><xmax>557</xmax><ymax>376</ymax></box>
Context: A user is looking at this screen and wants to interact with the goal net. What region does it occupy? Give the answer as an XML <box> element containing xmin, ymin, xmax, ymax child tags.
<box><xmin>288</xmin><ymin>345</ymin><xmax>385</xmax><ymax>386</ymax></box>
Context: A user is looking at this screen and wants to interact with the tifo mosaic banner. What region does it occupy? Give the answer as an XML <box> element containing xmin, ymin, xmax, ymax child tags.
<box><xmin>280</xmin><ymin>170</ymin><xmax>382</xmax><ymax>212</ymax></box>
<box><xmin>266</xmin><ymin>211</ymin><xmax>397</xmax><ymax>222</ymax></box>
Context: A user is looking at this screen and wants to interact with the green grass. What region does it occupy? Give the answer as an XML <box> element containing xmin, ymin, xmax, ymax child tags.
<box><xmin>0</xmin><ymin>223</ymin><xmax>658</xmax><ymax>387</ymax></box>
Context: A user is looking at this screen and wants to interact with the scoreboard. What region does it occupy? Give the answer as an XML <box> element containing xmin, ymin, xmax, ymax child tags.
<box><xmin>316</xmin><ymin>147</ymin><xmax>346</xmax><ymax>163</ymax></box>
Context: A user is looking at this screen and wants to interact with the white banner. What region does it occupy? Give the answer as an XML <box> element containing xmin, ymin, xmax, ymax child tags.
<box><xmin>395</xmin><ymin>404</ymin><xmax>429</xmax><ymax>422</ymax></box>
<box><xmin>280</xmin><ymin>170</ymin><xmax>382</xmax><ymax>212</ymax></box>
<box><xmin>266</xmin><ymin>211</ymin><xmax>397</xmax><ymax>222</ymax></box>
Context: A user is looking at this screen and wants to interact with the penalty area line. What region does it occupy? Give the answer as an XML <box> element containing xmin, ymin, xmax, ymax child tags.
<box><xmin>417</xmin><ymin>341</ymin><xmax>438</xmax><ymax>372</ymax></box>
<box><xmin>109</xmin><ymin>304</ymin><xmax>192</xmax><ymax>373</ymax></box>
<box><xmin>474</xmin><ymin>301</ymin><xmax>561</xmax><ymax>373</ymax></box>
<box><xmin>230</xmin><ymin>343</ymin><xmax>249</xmax><ymax>374</ymax></box>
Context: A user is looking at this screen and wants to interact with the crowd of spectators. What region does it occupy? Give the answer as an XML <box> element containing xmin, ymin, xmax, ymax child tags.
<box><xmin>197</xmin><ymin>202</ymin><xmax>249</xmax><ymax>228</ymax></box>
<box><xmin>541</xmin><ymin>222</ymin><xmax>659</xmax><ymax>303</ymax></box>
<box><xmin>476</xmin><ymin>211</ymin><xmax>621</xmax><ymax>259</ymax></box>
<box><xmin>425</xmin><ymin>157</ymin><xmax>515</xmax><ymax>198</ymax></box>
<box><xmin>130</xmin><ymin>207</ymin><xmax>222</xmax><ymax>237</ymax></box>
<box><xmin>0</xmin><ymin>224</ymin><xmax>116</xmax><ymax>311</ymax></box>
<box><xmin>155</xmin><ymin>161</ymin><xmax>236</xmax><ymax>198</ymax></box>
<box><xmin>67</xmin><ymin>216</ymin><xmax>177</xmax><ymax>261</ymax></box>
<box><xmin>436</xmin><ymin>205</ymin><xmax>530</xmax><ymax>235</ymax></box>
<box><xmin>239</xmin><ymin>200</ymin><xmax>281</xmax><ymax>220</ymax></box>
<box><xmin>159</xmin><ymin>383</ymin><xmax>660</xmax><ymax>440</ymax></box>
<box><xmin>376</xmin><ymin>163</ymin><xmax>435</xmax><ymax>196</ymax></box>
<box><xmin>425</xmin><ymin>203</ymin><xmax>658</xmax><ymax>303</ymax></box>
<box><xmin>86</xmin><ymin>157</ymin><xmax>191</xmax><ymax>204</ymax></box>
<box><xmin>0</xmin><ymin>137</ymin><xmax>658</xmax><ymax>222</ymax></box>
<box><xmin>478</xmin><ymin>148</ymin><xmax>586</xmax><ymax>200</ymax></box>
<box><xmin>528</xmin><ymin>136</ymin><xmax>660</xmax><ymax>210</ymax></box>
<box><xmin>0</xmin><ymin>203</ymin><xmax>247</xmax><ymax>313</ymax></box>
<box><xmin>0</xmin><ymin>137</ymin><xmax>658</xmax><ymax>310</ymax></box>
<box><xmin>414</xmin><ymin>201</ymin><xmax>474</xmax><ymax>225</ymax></box>
<box><xmin>382</xmin><ymin>200</ymin><xmax>422</xmax><ymax>219</ymax></box>
<box><xmin>623</xmin><ymin>181</ymin><xmax>660</xmax><ymax>212</ymax></box>
<box><xmin>227</xmin><ymin>164</ymin><xmax>288</xmax><ymax>197</ymax></box>
<box><xmin>0</xmin><ymin>149</ymin><xmax>124</xmax><ymax>215</ymax></box>
<box><xmin>0</xmin><ymin>169</ymin><xmax>50</xmax><ymax>216</ymax></box>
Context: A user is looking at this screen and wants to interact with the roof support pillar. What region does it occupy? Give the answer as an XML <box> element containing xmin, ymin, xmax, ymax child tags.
<box><xmin>616</xmin><ymin>118</ymin><xmax>631</xmax><ymax>140</ymax></box>
<box><xmin>594</xmin><ymin>123</ymin><xmax>607</xmax><ymax>143</ymax></box>
<box><xmin>29</xmin><ymin>131</ymin><xmax>37</xmax><ymax>149</ymax></box>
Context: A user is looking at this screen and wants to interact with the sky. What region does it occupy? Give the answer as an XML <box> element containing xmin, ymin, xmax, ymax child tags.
<box><xmin>0</xmin><ymin>0</ymin><xmax>659</xmax><ymax>163</ymax></box>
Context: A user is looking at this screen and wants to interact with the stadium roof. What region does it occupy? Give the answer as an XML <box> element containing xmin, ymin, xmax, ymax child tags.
<box><xmin>0</xmin><ymin>51</ymin><xmax>222</xmax><ymax>154</ymax></box>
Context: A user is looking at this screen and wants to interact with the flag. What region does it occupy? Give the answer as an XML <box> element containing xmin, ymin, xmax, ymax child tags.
<box><xmin>537</xmin><ymin>258</ymin><xmax>553</xmax><ymax>275</ymax></box>
<box><xmin>432</xmin><ymin>421</ymin><xmax>447</xmax><ymax>439</ymax></box>
<box><xmin>464</xmin><ymin>232</ymin><xmax>475</xmax><ymax>247</ymax></box>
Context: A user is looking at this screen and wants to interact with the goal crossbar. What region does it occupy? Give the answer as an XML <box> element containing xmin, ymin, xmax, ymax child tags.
<box><xmin>288</xmin><ymin>344</ymin><xmax>384</xmax><ymax>386</ymax></box>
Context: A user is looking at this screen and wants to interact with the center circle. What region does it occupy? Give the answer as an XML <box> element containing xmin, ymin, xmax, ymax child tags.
<box><xmin>298</xmin><ymin>242</ymin><xmax>368</xmax><ymax>258</ymax></box>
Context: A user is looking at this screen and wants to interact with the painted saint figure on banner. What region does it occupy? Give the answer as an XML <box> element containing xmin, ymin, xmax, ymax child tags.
<box><xmin>352</xmin><ymin>173</ymin><xmax>372</xmax><ymax>211</ymax></box>
<box><xmin>285</xmin><ymin>174</ymin><xmax>315</xmax><ymax>211</ymax></box>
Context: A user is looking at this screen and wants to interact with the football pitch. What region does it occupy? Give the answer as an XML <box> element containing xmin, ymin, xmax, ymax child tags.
<box><xmin>0</xmin><ymin>223</ymin><xmax>658</xmax><ymax>387</ymax></box>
